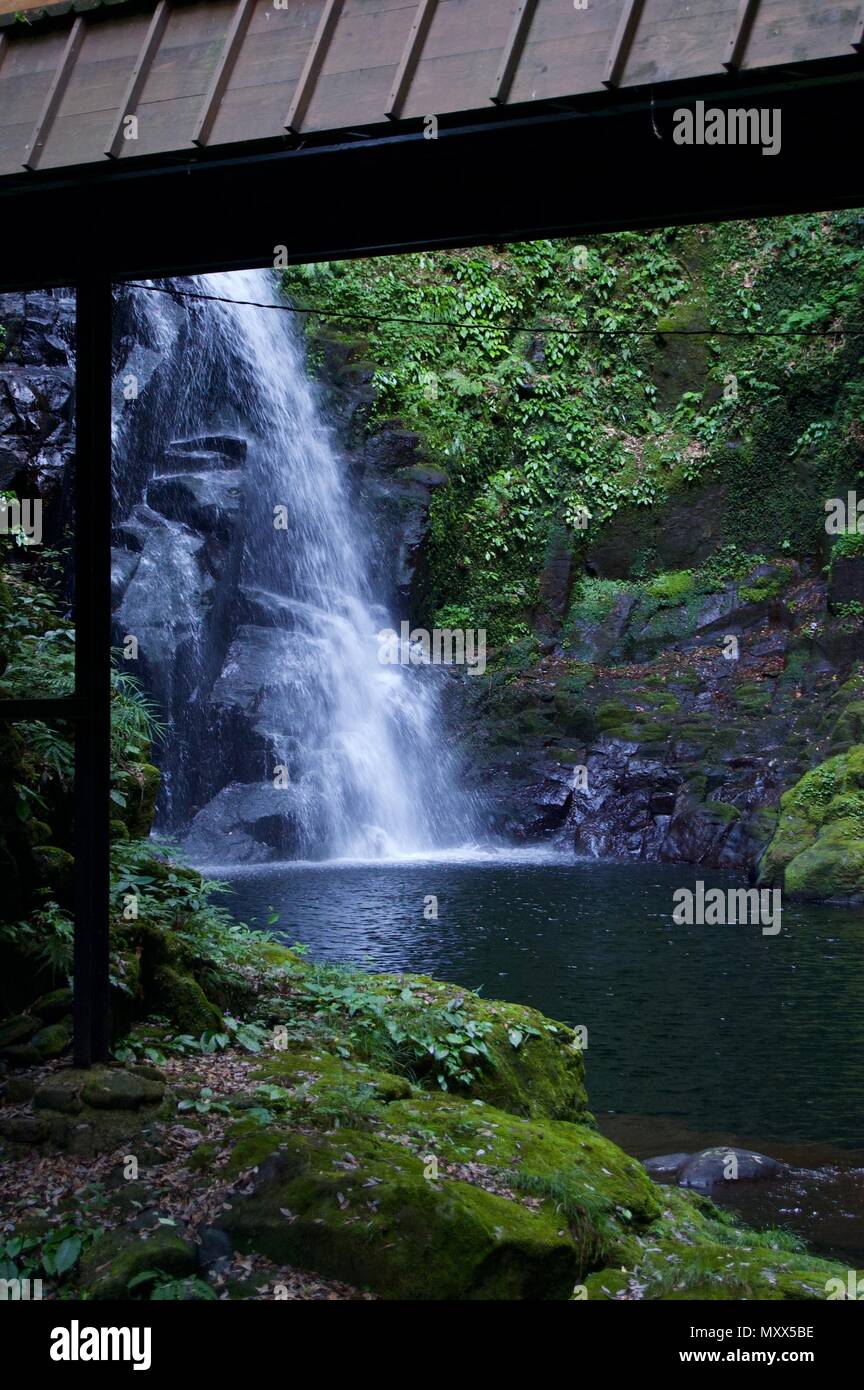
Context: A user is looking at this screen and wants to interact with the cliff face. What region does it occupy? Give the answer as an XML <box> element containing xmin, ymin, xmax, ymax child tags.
<box><xmin>0</xmin><ymin>288</ymin><xmax>75</xmax><ymax>547</ymax></box>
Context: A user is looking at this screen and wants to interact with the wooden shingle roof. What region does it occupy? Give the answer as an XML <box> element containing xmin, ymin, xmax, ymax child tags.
<box><xmin>0</xmin><ymin>0</ymin><xmax>861</xmax><ymax>178</ymax></box>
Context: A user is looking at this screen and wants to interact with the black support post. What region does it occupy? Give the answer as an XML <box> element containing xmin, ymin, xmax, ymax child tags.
<box><xmin>73</xmin><ymin>277</ymin><xmax>113</xmax><ymax>1067</ymax></box>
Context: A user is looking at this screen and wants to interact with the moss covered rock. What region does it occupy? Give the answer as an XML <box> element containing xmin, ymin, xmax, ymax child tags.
<box><xmin>30</xmin><ymin>1017</ymin><xmax>72</xmax><ymax>1059</ymax></box>
<box><xmin>759</xmin><ymin>746</ymin><xmax>864</xmax><ymax>900</ymax></box>
<box><xmin>217</xmin><ymin>1128</ymin><xmax>579</xmax><ymax>1300</ymax></box>
<box><xmin>79</xmin><ymin>1226</ymin><xmax>197</xmax><ymax>1300</ymax></box>
<box><xmin>150</xmin><ymin>965</ymin><xmax>224</xmax><ymax>1035</ymax></box>
<box><xmin>115</xmin><ymin>764</ymin><xmax>161</xmax><ymax>839</ymax></box>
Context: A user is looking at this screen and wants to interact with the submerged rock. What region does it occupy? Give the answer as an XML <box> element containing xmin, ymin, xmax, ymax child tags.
<box><xmin>644</xmin><ymin>1146</ymin><xmax>788</xmax><ymax>1190</ymax></box>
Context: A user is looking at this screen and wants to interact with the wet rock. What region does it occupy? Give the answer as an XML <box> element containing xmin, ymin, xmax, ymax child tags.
<box><xmin>585</xmin><ymin>484</ymin><xmax>727</xmax><ymax>579</ymax></box>
<box><xmin>829</xmin><ymin>555</ymin><xmax>864</xmax><ymax>611</ymax></box>
<box><xmin>183</xmin><ymin>782</ymin><xmax>310</xmax><ymax>864</ymax></box>
<box><xmin>163</xmin><ymin>433</ymin><xmax>247</xmax><ymax>466</ymax></box>
<box><xmin>111</xmin><ymin>547</ymin><xmax>140</xmax><ymax>603</ymax></box>
<box><xmin>146</xmin><ymin>469</ymin><xmax>242</xmax><ymax>538</ymax></box>
<box><xmin>680</xmin><ymin>1147</ymin><xmax>788</xmax><ymax>1189</ymax></box>
<box><xmin>534</xmin><ymin>526</ymin><xmax>576</xmax><ymax>638</ymax></box>
<box><xmin>644</xmin><ymin>1147</ymin><xmax>788</xmax><ymax>1188</ymax></box>
<box><xmin>643</xmin><ymin>1153</ymin><xmax>692</xmax><ymax>1179</ymax></box>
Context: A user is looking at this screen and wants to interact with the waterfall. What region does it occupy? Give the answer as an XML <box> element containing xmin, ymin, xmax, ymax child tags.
<box><xmin>112</xmin><ymin>269</ymin><xmax>480</xmax><ymax>862</ymax></box>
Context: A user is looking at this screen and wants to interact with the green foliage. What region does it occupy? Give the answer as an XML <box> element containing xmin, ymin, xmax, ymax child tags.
<box><xmin>284</xmin><ymin>233</ymin><xmax>688</xmax><ymax>643</ymax></box>
<box><xmin>177</xmin><ymin>1086</ymin><xmax>230</xmax><ymax>1117</ymax></box>
<box><xmin>127</xmin><ymin>1269</ymin><xmax>217</xmax><ymax>1300</ymax></box>
<box><xmin>0</xmin><ymin>1221</ymin><xmax>99</xmax><ymax>1290</ymax></box>
<box><xmin>291</xmin><ymin>961</ymin><xmax>494</xmax><ymax>1090</ymax></box>
<box><xmin>831</xmin><ymin>531</ymin><xmax>864</xmax><ymax>561</ymax></box>
<box><xmin>284</xmin><ymin>213</ymin><xmax>864</xmax><ymax>647</ymax></box>
<box><xmin>110</xmin><ymin>839</ymin><xmax>273</xmax><ymax>976</ymax></box>
<box><xmin>0</xmin><ymin>900</ymin><xmax>73</xmax><ymax>979</ymax></box>
<box><xmin>645</xmin><ymin>570</ymin><xmax>695</xmax><ymax>604</ymax></box>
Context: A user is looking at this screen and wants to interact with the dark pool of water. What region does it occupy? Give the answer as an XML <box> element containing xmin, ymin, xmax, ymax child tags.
<box><xmin>206</xmin><ymin>851</ymin><xmax>864</xmax><ymax>1258</ymax></box>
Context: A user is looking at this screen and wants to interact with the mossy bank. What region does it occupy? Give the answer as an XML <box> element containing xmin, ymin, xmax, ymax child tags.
<box><xmin>0</xmin><ymin>881</ymin><xmax>847</xmax><ymax>1302</ymax></box>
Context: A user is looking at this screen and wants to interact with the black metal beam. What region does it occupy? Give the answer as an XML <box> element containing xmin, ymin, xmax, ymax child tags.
<box><xmin>72</xmin><ymin>277</ymin><xmax>113</xmax><ymax>1068</ymax></box>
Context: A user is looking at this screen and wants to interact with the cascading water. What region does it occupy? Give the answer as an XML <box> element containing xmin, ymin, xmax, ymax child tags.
<box><xmin>112</xmin><ymin>269</ymin><xmax>481</xmax><ymax>861</ymax></box>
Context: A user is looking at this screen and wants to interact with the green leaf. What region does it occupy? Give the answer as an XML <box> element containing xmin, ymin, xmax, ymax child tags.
<box><xmin>52</xmin><ymin>1236</ymin><xmax>82</xmax><ymax>1275</ymax></box>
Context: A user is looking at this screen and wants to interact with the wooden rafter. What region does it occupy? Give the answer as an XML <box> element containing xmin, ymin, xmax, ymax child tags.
<box><xmin>193</xmin><ymin>0</ymin><xmax>256</xmax><ymax>147</ymax></box>
<box><xmin>603</xmin><ymin>0</ymin><xmax>646</xmax><ymax>89</ymax></box>
<box><xmin>23</xmin><ymin>14</ymin><xmax>85</xmax><ymax>170</ymax></box>
<box><xmin>724</xmin><ymin>0</ymin><xmax>761</xmax><ymax>72</ymax></box>
<box><xmin>491</xmin><ymin>0</ymin><xmax>538</xmax><ymax>106</ymax></box>
<box><xmin>104</xmin><ymin>0</ymin><xmax>171</xmax><ymax>160</ymax></box>
<box><xmin>386</xmin><ymin>0</ymin><xmax>438</xmax><ymax>120</ymax></box>
<box><xmin>285</xmin><ymin>0</ymin><xmax>346</xmax><ymax>135</ymax></box>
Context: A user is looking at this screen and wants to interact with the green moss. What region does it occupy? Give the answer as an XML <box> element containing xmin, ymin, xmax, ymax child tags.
<box><xmin>701</xmin><ymin>801</ymin><xmax>741</xmax><ymax>826</ymax></box>
<box><xmin>829</xmin><ymin>699</ymin><xmax>864</xmax><ymax>750</ymax></box>
<box><xmin>79</xmin><ymin>1226</ymin><xmax>197</xmax><ymax>1301</ymax></box>
<box><xmin>151</xmin><ymin>965</ymin><xmax>224</xmax><ymax>1034</ymax></box>
<box><xmin>760</xmin><ymin>746</ymin><xmax>864</xmax><ymax>898</ymax></box>
<box><xmin>116</xmin><ymin>763</ymin><xmax>161</xmax><ymax>839</ymax></box>
<box><xmin>30</xmin><ymin>846</ymin><xmax>74</xmax><ymax>904</ymax></box>
<box><xmin>645</xmin><ymin>570</ymin><xmax>695</xmax><ymax>603</ymax></box>
<box><xmin>734</xmin><ymin>681</ymin><xmax>773</xmax><ymax>714</ymax></box>
<box><xmin>217</xmin><ymin>1127</ymin><xmax>579</xmax><ymax>1300</ymax></box>
<box><xmin>30</xmin><ymin>1017</ymin><xmax>72</xmax><ymax>1059</ymax></box>
<box><xmin>222</xmin><ymin>1129</ymin><xmax>282</xmax><ymax>1179</ymax></box>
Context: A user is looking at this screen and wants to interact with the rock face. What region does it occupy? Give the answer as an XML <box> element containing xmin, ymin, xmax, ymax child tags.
<box><xmin>459</xmin><ymin>560</ymin><xmax>864</xmax><ymax>886</ymax></box>
<box><xmin>0</xmin><ymin>288</ymin><xmax>75</xmax><ymax>542</ymax></box>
